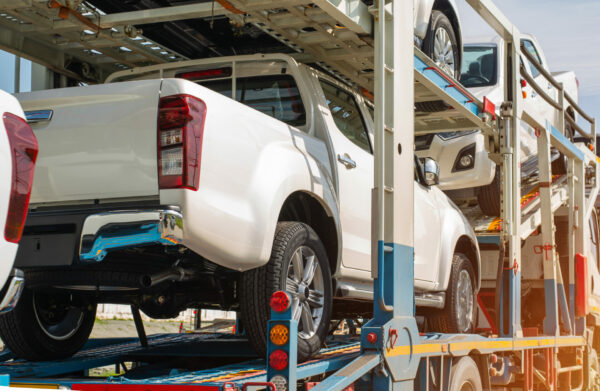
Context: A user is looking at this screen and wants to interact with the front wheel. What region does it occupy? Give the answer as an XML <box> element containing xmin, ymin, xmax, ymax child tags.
<box><xmin>428</xmin><ymin>253</ymin><xmax>476</xmax><ymax>334</ymax></box>
<box><xmin>240</xmin><ymin>222</ymin><xmax>332</xmax><ymax>362</ymax></box>
<box><xmin>0</xmin><ymin>289</ymin><xmax>96</xmax><ymax>361</ymax></box>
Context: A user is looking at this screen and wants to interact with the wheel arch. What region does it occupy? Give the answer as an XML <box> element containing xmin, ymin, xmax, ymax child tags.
<box><xmin>278</xmin><ymin>191</ymin><xmax>341</xmax><ymax>281</ymax></box>
<box><xmin>455</xmin><ymin>235</ymin><xmax>481</xmax><ymax>290</ymax></box>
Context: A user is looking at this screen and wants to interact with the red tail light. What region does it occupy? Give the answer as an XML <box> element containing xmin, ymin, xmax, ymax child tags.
<box><xmin>158</xmin><ymin>95</ymin><xmax>207</xmax><ymax>190</ymax></box>
<box><xmin>2</xmin><ymin>113</ymin><xmax>38</xmax><ymax>243</ymax></box>
<box><xmin>176</xmin><ymin>67</ymin><xmax>232</xmax><ymax>81</ymax></box>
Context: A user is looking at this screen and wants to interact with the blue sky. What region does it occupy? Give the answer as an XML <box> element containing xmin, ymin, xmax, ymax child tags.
<box><xmin>456</xmin><ymin>0</ymin><xmax>600</xmax><ymax>127</ymax></box>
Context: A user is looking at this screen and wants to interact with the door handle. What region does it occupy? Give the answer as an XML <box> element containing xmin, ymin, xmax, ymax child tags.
<box><xmin>337</xmin><ymin>153</ymin><xmax>357</xmax><ymax>169</ymax></box>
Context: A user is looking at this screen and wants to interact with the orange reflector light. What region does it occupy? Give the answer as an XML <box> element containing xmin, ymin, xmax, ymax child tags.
<box><xmin>269</xmin><ymin>349</ymin><xmax>289</xmax><ymax>371</ymax></box>
<box><xmin>522</xmin><ymin>91</ymin><xmax>527</xmax><ymax>99</ymax></box>
<box><xmin>270</xmin><ymin>324</ymin><xmax>290</xmax><ymax>346</ymax></box>
<box><xmin>590</xmin><ymin>144</ymin><xmax>595</xmax><ymax>152</ymax></box>
<box><xmin>270</xmin><ymin>291</ymin><xmax>291</xmax><ymax>312</ymax></box>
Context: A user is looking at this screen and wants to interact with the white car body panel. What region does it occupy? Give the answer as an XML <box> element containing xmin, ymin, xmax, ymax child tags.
<box><xmin>16</xmin><ymin>81</ymin><xmax>162</xmax><ymax>205</ymax></box>
<box><xmin>0</xmin><ymin>91</ymin><xmax>22</xmax><ymax>289</ymax></box>
<box><xmin>15</xmin><ymin>54</ymin><xmax>479</xmax><ymax>303</ymax></box>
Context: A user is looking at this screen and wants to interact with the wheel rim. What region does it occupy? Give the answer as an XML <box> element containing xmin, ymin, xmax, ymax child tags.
<box><xmin>33</xmin><ymin>293</ymin><xmax>85</xmax><ymax>341</ymax></box>
<box><xmin>433</xmin><ymin>27</ymin><xmax>455</xmax><ymax>76</ymax></box>
<box><xmin>456</xmin><ymin>269</ymin><xmax>474</xmax><ymax>333</ymax></box>
<box><xmin>285</xmin><ymin>246</ymin><xmax>325</xmax><ymax>339</ymax></box>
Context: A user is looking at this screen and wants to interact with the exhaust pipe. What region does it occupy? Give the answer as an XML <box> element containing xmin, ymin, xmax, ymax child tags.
<box><xmin>140</xmin><ymin>267</ymin><xmax>189</xmax><ymax>288</ymax></box>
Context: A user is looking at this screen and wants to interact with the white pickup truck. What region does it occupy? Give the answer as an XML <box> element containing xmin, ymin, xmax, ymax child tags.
<box><xmin>3</xmin><ymin>54</ymin><xmax>481</xmax><ymax>362</ymax></box>
<box><xmin>0</xmin><ymin>89</ymin><xmax>38</xmax><ymax>315</ymax></box>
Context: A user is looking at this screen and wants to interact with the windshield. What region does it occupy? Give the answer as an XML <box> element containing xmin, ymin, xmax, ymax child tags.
<box><xmin>459</xmin><ymin>46</ymin><xmax>498</xmax><ymax>88</ymax></box>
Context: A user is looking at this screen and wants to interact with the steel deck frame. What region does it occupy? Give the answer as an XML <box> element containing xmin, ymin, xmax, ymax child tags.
<box><xmin>0</xmin><ymin>0</ymin><xmax>598</xmax><ymax>390</ymax></box>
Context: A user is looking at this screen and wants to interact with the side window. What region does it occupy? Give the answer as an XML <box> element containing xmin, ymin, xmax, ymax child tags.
<box><xmin>319</xmin><ymin>80</ymin><xmax>372</xmax><ymax>153</ymax></box>
<box><xmin>521</xmin><ymin>40</ymin><xmax>542</xmax><ymax>78</ymax></box>
<box><xmin>200</xmin><ymin>75</ymin><xmax>306</xmax><ymax>127</ymax></box>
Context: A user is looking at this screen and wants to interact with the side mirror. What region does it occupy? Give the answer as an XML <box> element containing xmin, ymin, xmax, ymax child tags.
<box><xmin>423</xmin><ymin>158</ymin><xmax>440</xmax><ymax>186</ymax></box>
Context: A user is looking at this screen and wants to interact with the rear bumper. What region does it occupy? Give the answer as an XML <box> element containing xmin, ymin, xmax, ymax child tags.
<box><xmin>0</xmin><ymin>269</ymin><xmax>24</xmax><ymax>313</ymax></box>
<box><xmin>79</xmin><ymin>209</ymin><xmax>183</xmax><ymax>261</ymax></box>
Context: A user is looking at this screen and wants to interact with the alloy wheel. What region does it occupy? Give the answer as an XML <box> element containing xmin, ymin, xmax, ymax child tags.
<box><xmin>433</xmin><ymin>27</ymin><xmax>455</xmax><ymax>76</ymax></box>
<box><xmin>285</xmin><ymin>246</ymin><xmax>325</xmax><ymax>339</ymax></box>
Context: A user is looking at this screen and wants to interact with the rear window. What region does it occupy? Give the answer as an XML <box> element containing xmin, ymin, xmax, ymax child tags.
<box><xmin>199</xmin><ymin>75</ymin><xmax>306</xmax><ymax>127</ymax></box>
<box><xmin>459</xmin><ymin>46</ymin><xmax>498</xmax><ymax>88</ymax></box>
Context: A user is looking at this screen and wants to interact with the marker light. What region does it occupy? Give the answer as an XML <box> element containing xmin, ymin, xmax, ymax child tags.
<box><xmin>366</xmin><ymin>332</ymin><xmax>378</xmax><ymax>344</ymax></box>
<box><xmin>270</xmin><ymin>375</ymin><xmax>288</xmax><ymax>391</ymax></box>
<box><xmin>270</xmin><ymin>324</ymin><xmax>290</xmax><ymax>346</ymax></box>
<box><xmin>270</xmin><ymin>291</ymin><xmax>291</xmax><ymax>313</ymax></box>
<box><xmin>269</xmin><ymin>350</ymin><xmax>289</xmax><ymax>371</ymax></box>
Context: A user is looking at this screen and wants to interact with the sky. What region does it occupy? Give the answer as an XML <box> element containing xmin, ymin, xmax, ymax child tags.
<box><xmin>456</xmin><ymin>0</ymin><xmax>600</xmax><ymax>128</ymax></box>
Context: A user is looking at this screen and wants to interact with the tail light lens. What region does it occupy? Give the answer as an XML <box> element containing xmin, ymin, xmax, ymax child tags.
<box><xmin>158</xmin><ymin>95</ymin><xmax>207</xmax><ymax>190</ymax></box>
<box><xmin>2</xmin><ymin>113</ymin><xmax>38</xmax><ymax>243</ymax></box>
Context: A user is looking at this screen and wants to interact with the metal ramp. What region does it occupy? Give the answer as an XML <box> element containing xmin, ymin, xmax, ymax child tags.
<box><xmin>0</xmin><ymin>334</ymin><xmax>360</xmax><ymax>390</ymax></box>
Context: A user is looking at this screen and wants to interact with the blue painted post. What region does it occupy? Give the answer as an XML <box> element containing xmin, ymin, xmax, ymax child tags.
<box><xmin>266</xmin><ymin>291</ymin><xmax>298</xmax><ymax>391</ymax></box>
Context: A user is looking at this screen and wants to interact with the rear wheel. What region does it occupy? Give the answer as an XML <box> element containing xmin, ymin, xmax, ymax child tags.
<box><xmin>418</xmin><ymin>10</ymin><xmax>460</xmax><ymax>113</ymax></box>
<box><xmin>0</xmin><ymin>289</ymin><xmax>96</xmax><ymax>361</ymax></box>
<box><xmin>240</xmin><ymin>222</ymin><xmax>332</xmax><ymax>361</ymax></box>
<box><xmin>428</xmin><ymin>253</ymin><xmax>476</xmax><ymax>334</ymax></box>
<box><xmin>422</xmin><ymin>10</ymin><xmax>460</xmax><ymax>78</ymax></box>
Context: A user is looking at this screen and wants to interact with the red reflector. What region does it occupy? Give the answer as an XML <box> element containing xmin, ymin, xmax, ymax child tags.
<box><xmin>176</xmin><ymin>67</ymin><xmax>232</xmax><ymax>81</ymax></box>
<box><xmin>2</xmin><ymin>113</ymin><xmax>38</xmax><ymax>243</ymax></box>
<box><xmin>482</xmin><ymin>97</ymin><xmax>496</xmax><ymax>120</ymax></box>
<box><xmin>575</xmin><ymin>253</ymin><xmax>588</xmax><ymax>317</ymax></box>
<box><xmin>269</xmin><ymin>349</ymin><xmax>289</xmax><ymax>371</ymax></box>
<box><xmin>366</xmin><ymin>332</ymin><xmax>377</xmax><ymax>344</ymax></box>
<box><xmin>157</xmin><ymin>95</ymin><xmax>207</xmax><ymax>191</ymax></box>
<box><xmin>520</xmin><ymin>79</ymin><xmax>527</xmax><ymax>88</ymax></box>
<box><xmin>270</xmin><ymin>291</ymin><xmax>291</xmax><ymax>313</ymax></box>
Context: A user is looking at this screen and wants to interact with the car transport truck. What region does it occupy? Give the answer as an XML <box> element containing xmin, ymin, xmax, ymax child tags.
<box><xmin>0</xmin><ymin>0</ymin><xmax>597</xmax><ymax>390</ymax></box>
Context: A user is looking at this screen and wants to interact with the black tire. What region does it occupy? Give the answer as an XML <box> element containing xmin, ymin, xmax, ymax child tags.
<box><xmin>477</xmin><ymin>167</ymin><xmax>501</xmax><ymax>216</ymax></box>
<box><xmin>428</xmin><ymin>253</ymin><xmax>476</xmax><ymax>334</ymax></box>
<box><xmin>422</xmin><ymin>10</ymin><xmax>460</xmax><ymax>79</ymax></box>
<box><xmin>240</xmin><ymin>222</ymin><xmax>332</xmax><ymax>362</ymax></box>
<box><xmin>0</xmin><ymin>289</ymin><xmax>96</xmax><ymax>361</ymax></box>
<box><xmin>449</xmin><ymin>356</ymin><xmax>483</xmax><ymax>391</ymax></box>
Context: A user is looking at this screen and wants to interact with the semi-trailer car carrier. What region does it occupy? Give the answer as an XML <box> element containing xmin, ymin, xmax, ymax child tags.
<box><xmin>0</xmin><ymin>0</ymin><xmax>598</xmax><ymax>390</ymax></box>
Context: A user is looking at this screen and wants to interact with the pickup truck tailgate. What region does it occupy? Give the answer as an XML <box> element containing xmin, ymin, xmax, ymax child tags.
<box><xmin>17</xmin><ymin>80</ymin><xmax>162</xmax><ymax>204</ymax></box>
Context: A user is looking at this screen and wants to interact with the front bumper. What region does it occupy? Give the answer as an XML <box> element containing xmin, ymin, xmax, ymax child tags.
<box><xmin>0</xmin><ymin>269</ymin><xmax>24</xmax><ymax>313</ymax></box>
<box><xmin>79</xmin><ymin>209</ymin><xmax>183</xmax><ymax>262</ymax></box>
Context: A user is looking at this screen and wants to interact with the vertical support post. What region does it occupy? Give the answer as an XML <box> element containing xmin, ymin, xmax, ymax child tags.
<box><xmin>568</xmin><ymin>156</ymin><xmax>576</xmax><ymax>326</ymax></box>
<box><xmin>371</xmin><ymin>0</ymin><xmax>415</xmax><ymax>323</ymax></box>
<box><xmin>500</xmin><ymin>31</ymin><xmax>522</xmax><ymax>337</ymax></box>
<box><xmin>266</xmin><ymin>292</ymin><xmax>297</xmax><ymax>391</ymax></box>
<box><xmin>14</xmin><ymin>56</ymin><xmax>20</xmax><ymax>94</ymax></box>
<box><xmin>366</xmin><ymin>0</ymin><xmax>418</xmax><ymax>389</ymax></box>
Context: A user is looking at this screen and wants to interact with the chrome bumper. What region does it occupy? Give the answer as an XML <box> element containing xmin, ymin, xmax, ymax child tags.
<box><xmin>0</xmin><ymin>269</ymin><xmax>24</xmax><ymax>313</ymax></box>
<box><xmin>79</xmin><ymin>209</ymin><xmax>183</xmax><ymax>262</ymax></box>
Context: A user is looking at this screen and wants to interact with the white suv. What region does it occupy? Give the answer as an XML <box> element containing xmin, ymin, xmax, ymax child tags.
<box><xmin>416</xmin><ymin>35</ymin><xmax>579</xmax><ymax>216</ymax></box>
